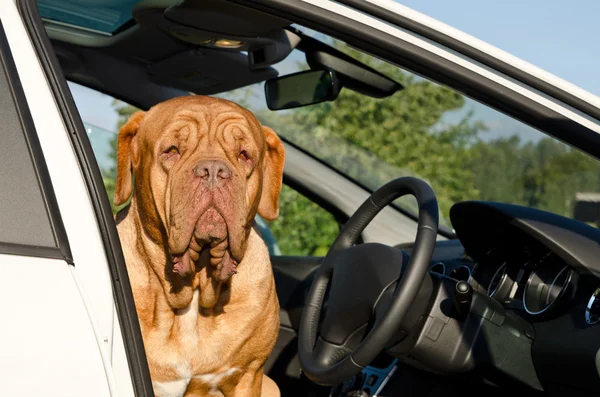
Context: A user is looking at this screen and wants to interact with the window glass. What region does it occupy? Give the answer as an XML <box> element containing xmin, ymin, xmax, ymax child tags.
<box><xmin>0</xmin><ymin>42</ymin><xmax>56</xmax><ymax>248</ymax></box>
<box><xmin>217</xmin><ymin>26</ymin><xmax>600</xmax><ymax>233</ymax></box>
<box><xmin>397</xmin><ymin>0</ymin><xmax>600</xmax><ymax>98</ymax></box>
<box><xmin>69</xmin><ymin>84</ymin><xmax>136</xmax><ymax>213</ymax></box>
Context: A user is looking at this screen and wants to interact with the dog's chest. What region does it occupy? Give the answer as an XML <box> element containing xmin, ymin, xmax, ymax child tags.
<box><xmin>146</xmin><ymin>289</ymin><xmax>240</xmax><ymax>397</ymax></box>
<box><xmin>152</xmin><ymin>368</ymin><xmax>239</xmax><ymax>397</ymax></box>
<box><xmin>173</xmin><ymin>288</ymin><xmax>201</xmax><ymax>346</ymax></box>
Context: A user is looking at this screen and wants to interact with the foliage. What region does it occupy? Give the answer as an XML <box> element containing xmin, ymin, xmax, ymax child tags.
<box><xmin>268</xmin><ymin>185</ymin><xmax>339</xmax><ymax>256</ymax></box>
<box><xmin>466</xmin><ymin>136</ymin><xmax>600</xmax><ymax>217</ymax></box>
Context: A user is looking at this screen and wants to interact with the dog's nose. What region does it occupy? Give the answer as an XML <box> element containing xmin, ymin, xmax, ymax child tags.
<box><xmin>193</xmin><ymin>160</ymin><xmax>232</xmax><ymax>186</ymax></box>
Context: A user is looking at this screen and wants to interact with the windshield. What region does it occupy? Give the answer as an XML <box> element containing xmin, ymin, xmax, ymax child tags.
<box><xmin>217</xmin><ymin>28</ymin><xmax>600</xmax><ymax>231</ymax></box>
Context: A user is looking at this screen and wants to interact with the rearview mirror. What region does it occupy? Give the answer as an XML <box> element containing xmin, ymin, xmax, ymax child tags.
<box><xmin>264</xmin><ymin>69</ymin><xmax>341</xmax><ymax>110</ymax></box>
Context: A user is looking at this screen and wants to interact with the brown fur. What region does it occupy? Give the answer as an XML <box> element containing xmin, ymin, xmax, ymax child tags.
<box><xmin>113</xmin><ymin>96</ymin><xmax>284</xmax><ymax>397</ymax></box>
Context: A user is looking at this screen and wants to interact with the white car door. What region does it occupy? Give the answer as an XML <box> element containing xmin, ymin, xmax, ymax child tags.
<box><xmin>0</xmin><ymin>0</ymin><xmax>138</xmax><ymax>395</ymax></box>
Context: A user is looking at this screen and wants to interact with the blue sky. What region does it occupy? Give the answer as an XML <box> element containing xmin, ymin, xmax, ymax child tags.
<box><xmin>397</xmin><ymin>0</ymin><xmax>600</xmax><ymax>97</ymax></box>
<box><xmin>70</xmin><ymin>0</ymin><xmax>600</xmax><ymax>168</ymax></box>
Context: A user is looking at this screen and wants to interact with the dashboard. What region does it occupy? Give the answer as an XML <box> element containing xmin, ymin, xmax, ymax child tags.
<box><xmin>408</xmin><ymin>201</ymin><xmax>600</xmax><ymax>394</ymax></box>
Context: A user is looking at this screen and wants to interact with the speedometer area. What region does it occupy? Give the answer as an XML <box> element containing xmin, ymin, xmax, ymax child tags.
<box><xmin>470</xmin><ymin>242</ymin><xmax>577</xmax><ymax>319</ymax></box>
<box><xmin>450</xmin><ymin>201</ymin><xmax>600</xmax><ymax>322</ymax></box>
<box><xmin>523</xmin><ymin>257</ymin><xmax>574</xmax><ymax>315</ymax></box>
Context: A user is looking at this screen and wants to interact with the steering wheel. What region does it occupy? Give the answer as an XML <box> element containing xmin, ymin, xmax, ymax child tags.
<box><xmin>298</xmin><ymin>176</ymin><xmax>438</xmax><ymax>386</ymax></box>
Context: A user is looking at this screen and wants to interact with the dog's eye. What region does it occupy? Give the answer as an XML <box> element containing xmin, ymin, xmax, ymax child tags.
<box><xmin>164</xmin><ymin>146</ymin><xmax>179</xmax><ymax>155</ymax></box>
<box><xmin>238</xmin><ymin>150</ymin><xmax>251</xmax><ymax>163</ymax></box>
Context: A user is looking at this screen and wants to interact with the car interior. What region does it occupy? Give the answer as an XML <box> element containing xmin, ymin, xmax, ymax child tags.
<box><xmin>35</xmin><ymin>0</ymin><xmax>600</xmax><ymax>396</ymax></box>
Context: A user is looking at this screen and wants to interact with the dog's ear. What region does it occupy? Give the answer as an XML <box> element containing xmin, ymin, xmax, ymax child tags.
<box><xmin>257</xmin><ymin>126</ymin><xmax>285</xmax><ymax>221</ymax></box>
<box><xmin>114</xmin><ymin>111</ymin><xmax>145</xmax><ymax>206</ymax></box>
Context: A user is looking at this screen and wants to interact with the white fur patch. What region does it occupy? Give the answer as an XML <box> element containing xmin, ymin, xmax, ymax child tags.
<box><xmin>195</xmin><ymin>368</ymin><xmax>239</xmax><ymax>395</ymax></box>
<box><xmin>175</xmin><ymin>362</ymin><xmax>192</xmax><ymax>379</ymax></box>
<box><xmin>175</xmin><ymin>289</ymin><xmax>200</xmax><ymax>347</ymax></box>
<box><xmin>152</xmin><ymin>378</ymin><xmax>191</xmax><ymax>397</ymax></box>
<box><xmin>152</xmin><ymin>292</ymin><xmax>238</xmax><ymax>397</ymax></box>
<box><xmin>175</xmin><ymin>289</ymin><xmax>200</xmax><ymax>324</ymax></box>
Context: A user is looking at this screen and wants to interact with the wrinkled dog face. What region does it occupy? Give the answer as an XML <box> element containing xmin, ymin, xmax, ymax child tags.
<box><xmin>114</xmin><ymin>96</ymin><xmax>284</xmax><ymax>282</ymax></box>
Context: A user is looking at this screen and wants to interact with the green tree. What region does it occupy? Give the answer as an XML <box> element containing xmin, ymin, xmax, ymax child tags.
<box><xmin>467</xmin><ymin>135</ymin><xmax>600</xmax><ymax>218</ymax></box>
<box><xmin>269</xmin><ymin>185</ymin><xmax>339</xmax><ymax>256</ymax></box>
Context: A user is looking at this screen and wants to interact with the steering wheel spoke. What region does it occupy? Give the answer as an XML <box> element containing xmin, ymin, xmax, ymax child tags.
<box><xmin>313</xmin><ymin>337</ymin><xmax>353</xmax><ymax>368</ymax></box>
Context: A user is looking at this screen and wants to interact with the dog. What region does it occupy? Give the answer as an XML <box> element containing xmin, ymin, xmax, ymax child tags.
<box><xmin>113</xmin><ymin>95</ymin><xmax>284</xmax><ymax>397</ymax></box>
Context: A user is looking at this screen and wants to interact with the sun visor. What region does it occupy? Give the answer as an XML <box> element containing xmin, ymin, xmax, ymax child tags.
<box><xmin>147</xmin><ymin>47</ymin><xmax>278</xmax><ymax>95</ymax></box>
<box><xmin>163</xmin><ymin>0</ymin><xmax>290</xmax><ymax>37</ymax></box>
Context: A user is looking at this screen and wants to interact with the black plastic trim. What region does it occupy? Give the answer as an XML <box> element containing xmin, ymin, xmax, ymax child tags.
<box><xmin>334</xmin><ymin>0</ymin><xmax>600</xmax><ymax>123</ymax></box>
<box><xmin>450</xmin><ymin>200</ymin><xmax>600</xmax><ymax>280</ymax></box>
<box><xmin>0</xmin><ymin>241</ymin><xmax>63</xmax><ymax>260</ymax></box>
<box><xmin>0</xmin><ymin>21</ymin><xmax>71</xmax><ymax>262</ymax></box>
<box><xmin>17</xmin><ymin>0</ymin><xmax>154</xmax><ymax>396</ymax></box>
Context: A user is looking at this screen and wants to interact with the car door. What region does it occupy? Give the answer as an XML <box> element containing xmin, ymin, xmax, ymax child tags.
<box><xmin>10</xmin><ymin>0</ymin><xmax>155</xmax><ymax>395</ymax></box>
<box><xmin>0</xmin><ymin>1</ymin><xmax>137</xmax><ymax>395</ymax></box>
